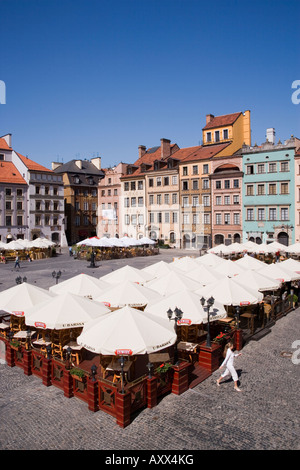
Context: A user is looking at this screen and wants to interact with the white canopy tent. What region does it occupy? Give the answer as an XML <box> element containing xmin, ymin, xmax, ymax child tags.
<box><xmin>171</xmin><ymin>256</ymin><xmax>200</xmax><ymax>272</ymax></box>
<box><xmin>99</xmin><ymin>265</ymin><xmax>153</xmax><ymax>285</ymax></box>
<box><xmin>146</xmin><ymin>270</ymin><xmax>202</xmax><ymax>296</ymax></box>
<box><xmin>214</xmin><ymin>259</ymin><xmax>247</xmax><ymax>277</ymax></box>
<box><xmin>184</xmin><ymin>264</ymin><xmax>226</xmax><ymax>286</ymax></box>
<box><xmin>195</xmin><ymin>253</ymin><xmax>228</xmax><ymax>268</ymax></box>
<box><xmin>76</xmin><ymin>305</ymin><xmax>177</xmax><ymax>356</ymax></box>
<box><xmin>235</xmin><ymin>254</ymin><xmax>266</xmax><ymax>270</ymax></box>
<box><xmin>234</xmin><ymin>270</ymin><xmax>282</xmax><ymax>292</ymax></box>
<box><xmin>257</xmin><ymin>264</ymin><xmax>300</xmax><ymax>282</ymax></box>
<box><xmin>285</xmin><ymin>243</ymin><xmax>300</xmax><ymax>254</ymax></box>
<box><xmin>278</xmin><ymin>258</ymin><xmax>300</xmax><ymax>273</ymax></box>
<box><xmin>0</xmin><ymin>282</ymin><xmax>55</xmax><ymax>316</ymax></box>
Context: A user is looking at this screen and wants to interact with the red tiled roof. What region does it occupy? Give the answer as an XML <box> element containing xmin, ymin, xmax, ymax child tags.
<box><xmin>203</xmin><ymin>112</ymin><xmax>241</xmax><ymax>130</ymax></box>
<box><xmin>0</xmin><ymin>161</ymin><xmax>27</xmax><ymax>184</ymax></box>
<box><xmin>0</xmin><ymin>137</ymin><xmax>12</xmax><ymax>150</ymax></box>
<box><xmin>180</xmin><ymin>143</ymin><xmax>230</xmax><ymax>162</ymax></box>
<box><xmin>121</xmin><ymin>145</ymin><xmax>178</xmax><ymax>179</ymax></box>
<box><xmin>17</xmin><ymin>153</ymin><xmax>53</xmax><ymax>172</ymax></box>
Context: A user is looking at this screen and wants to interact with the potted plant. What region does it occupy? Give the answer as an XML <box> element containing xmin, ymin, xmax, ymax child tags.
<box><xmin>10</xmin><ymin>340</ymin><xmax>21</xmax><ymax>351</ymax></box>
<box><xmin>69</xmin><ymin>367</ymin><xmax>86</xmax><ymax>382</ymax></box>
<box><xmin>155</xmin><ymin>362</ymin><xmax>173</xmax><ymax>374</ymax></box>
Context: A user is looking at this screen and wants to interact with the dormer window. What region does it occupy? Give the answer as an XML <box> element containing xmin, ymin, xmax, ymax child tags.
<box><xmin>215</xmin><ymin>131</ymin><xmax>220</xmax><ymax>142</ymax></box>
<box><xmin>223</xmin><ymin>129</ymin><xmax>228</xmax><ymax>140</ymax></box>
<box><xmin>206</xmin><ymin>132</ymin><xmax>212</xmax><ymax>143</ymax></box>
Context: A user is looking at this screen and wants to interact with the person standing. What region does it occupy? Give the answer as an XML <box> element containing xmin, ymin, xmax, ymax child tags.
<box><xmin>217</xmin><ymin>342</ymin><xmax>242</xmax><ymax>392</ymax></box>
<box><xmin>14</xmin><ymin>255</ymin><xmax>20</xmax><ymax>270</ymax></box>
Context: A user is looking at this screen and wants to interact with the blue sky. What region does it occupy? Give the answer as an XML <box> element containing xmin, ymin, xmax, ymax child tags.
<box><xmin>1</xmin><ymin>0</ymin><xmax>299</xmax><ymax>169</ymax></box>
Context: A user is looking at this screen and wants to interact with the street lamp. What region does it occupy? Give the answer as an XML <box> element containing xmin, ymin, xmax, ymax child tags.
<box><xmin>119</xmin><ymin>356</ymin><xmax>125</xmax><ymax>394</ymax></box>
<box><xmin>235</xmin><ymin>305</ymin><xmax>241</xmax><ymax>330</ymax></box>
<box><xmin>52</xmin><ymin>270</ymin><xmax>61</xmax><ymax>284</ymax></box>
<box><xmin>200</xmin><ymin>296</ymin><xmax>215</xmax><ymax>348</ymax></box>
<box><xmin>90</xmin><ymin>364</ymin><xmax>97</xmax><ymax>382</ymax></box>
<box><xmin>167</xmin><ymin>307</ymin><xmax>183</xmax><ymax>365</ymax></box>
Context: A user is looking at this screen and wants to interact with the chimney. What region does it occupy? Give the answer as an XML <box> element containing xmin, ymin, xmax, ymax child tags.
<box><xmin>2</xmin><ymin>133</ymin><xmax>12</xmax><ymax>148</ymax></box>
<box><xmin>75</xmin><ymin>160</ymin><xmax>82</xmax><ymax>169</ymax></box>
<box><xmin>138</xmin><ymin>145</ymin><xmax>146</xmax><ymax>158</ymax></box>
<box><xmin>206</xmin><ymin>114</ymin><xmax>215</xmax><ymax>125</ymax></box>
<box><xmin>91</xmin><ymin>157</ymin><xmax>101</xmax><ymax>170</ymax></box>
<box><xmin>51</xmin><ymin>162</ymin><xmax>63</xmax><ymax>171</ymax></box>
<box><xmin>161</xmin><ymin>138</ymin><xmax>171</xmax><ymax>159</ymax></box>
<box><xmin>266</xmin><ymin>128</ymin><xmax>275</xmax><ymax>145</ymax></box>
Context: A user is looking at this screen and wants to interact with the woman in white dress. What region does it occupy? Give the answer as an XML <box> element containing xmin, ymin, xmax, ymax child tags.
<box><xmin>217</xmin><ymin>341</ymin><xmax>242</xmax><ymax>391</ymax></box>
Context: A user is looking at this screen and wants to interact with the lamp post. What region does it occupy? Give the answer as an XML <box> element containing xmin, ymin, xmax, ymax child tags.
<box><xmin>200</xmin><ymin>296</ymin><xmax>215</xmax><ymax>348</ymax></box>
<box><xmin>52</xmin><ymin>270</ymin><xmax>61</xmax><ymax>284</ymax></box>
<box><xmin>26</xmin><ymin>329</ymin><xmax>32</xmax><ymax>350</ymax></box>
<box><xmin>119</xmin><ymin>356</ymin><xmax>125</xmax><ymax>394</ymax></box>
<box><xmin>90</xmin><ymin>364</ymin><xmax>97</xmax><ymax>382</ymax></box>
<box><xmin>235</xmin><ymin>305</ymin><xmax>241</xmax><ymax>330</ymax></box>
<box><xmin>167</xmin><ymin>306</ymin><xmax>183</xmax><ymax>365</ymax></box>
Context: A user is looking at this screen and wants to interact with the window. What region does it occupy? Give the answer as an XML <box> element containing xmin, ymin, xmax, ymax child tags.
<box><xmin>224</xmin><ymin>180</ymin><xmax>230</xmax><ymax>189</ymax></box>
<box><xmin>224</xmin><ymin>195</ymin><xmax>230</xmax><ymax>205</ymax></box>
<box><xmin>92</xmin><ymin>203</ymin><xmax>97</xmax><ymax>211</ymax></box>
<box><xmin>53</xmin><ymin>187</ymin><xmax>58</xmax><ymax>195</ymax></box>
<box><xmin>124</xmin><ymin>182</ymin><xmax>129</xmax><ymax>191</ymax></box>
<box><xmin>246</xmin><ymin>165</ymin><xmax>254</xmax><ymax>175</ymax></box>
<box><xmin>108</xmin><ymin>178</ymin><xmax>111</xmax><ymax>184</ymax></box>
<box><xmin>206</xmin><ymin>133</ymin><xmax>212</xmax><ymax>143</ymax></box>
<box><xmin>35</xmin><ymin>201</ymin><xmax>41</xmax><ymax>211</ymax></box>
<box><xmin>216</xmin><ymin>196</ymin><xmax>222</xmax><ymax>205</ymax></box>
<box><xmin>269</xmin><ymin>163</ymin><xmax>276</xmax><ymax>173</ymax></box>
<box><xmin>157</xmin><ymin>194</ymin><xmax>162</xmax><ymax>205</ymax></box>
<box><xmin>148</xmin><ymin>179</ymin><xmax>153</xmax><ymax>187</ymax></box>
<box><xmin>75</xmin><ymin>216</ymin><xmax>80</xmax><ymax>226</ymax></box>
<box><xmin>157</xmin><ymin>213</ymin><xmax>162</xmax><ymax>223</ymax></box>
<box><xmin>83</xmin><ymin>216</ymin><xmax>89</xmax><ymax>226</ymax></box>
<box><xmin>131</xmin><ymin>197</ymin><xmax>136</xmax><ymax>207</ymax></box>
<box><xmin>247</xmin><ymin>208</ymin><xmax>254</xmax><ymax>221</ymax></box>
<box><xmin>203</xmin><ymin>195</ymin><xmax>210</xmax><ymax>206</ymax></box>
<box><xmin>203</xmin><ymin>164</ymin><xmax>209</xmax><ymax>174</ymax></box>
<box><xmin>149</xmin><ymin>213</ymin><xmax>154</xmax><ymax>223</ymax></box>
<box><xmin>149</xmin><ymin>195</ymin><xmax>154</xmax><ymax>205</ymax></box>
<box><xmin>35</xmin><ymin>215</ymin><xmax>41</xmax><ymax>225</ymax></box>
<box><xmin>269</xmin><ymin>184</ymin><xmax>277</xmax><ymax>195</ymax></box>
<box><xmin>172</xmin><ymin>212</ymin><xmax>178</xmax><ymax>223</ymax></box>
<box><xmin>182</xmin><ymin>167</ymin><xmax>188</xmax><ymax>176</ymax></box>
<box><xmin>203</xmin><ymin>213</ymin><xmax>210</xmax><ymax>225</ymax></box>
<box><xmin>165</xmin><ymin>212</ymin><xmax>170</xmax><ymax>223</ymax></box>
<box><xmin>192</xmin><ymin>165</ymin><xmax>198</xmax><ymax>175</ymax></box>
<box><xmin>193</xmin><ymin>213</ymin><xmax>199</xmax><ymax>225</ymax></box>
<box><xmin>182</xmin><ymin>180</ymin><xmax>188</xmax><ymax>191</ymax></box>
<box><xmin>182</xmin><ymin>196</ymin><xmax>189</xmax><ymax>207</ymax></box>
<box><xmin>5</xmin><ymin>201</ymin><xmax>11</xmax><ymax>210</ymax></box>
<box><xmin>233</xmin><ymin>195</ymin><xmax>239</xmax><ymax>205</ymax></box>
<box><xmin>114</xmin><ymin>189</ymin><xmax>118</xmax><ymax>196</ymax></box>
<box><xmin>246</xmin><ymin>185</ymin><xmax>254</xmax><ymax>196</ymax></box>
<box><xmin>125</xmin><ymin>214</ymin><xmax>130</xmax><ymax>225</ymax></box>
<box><xmin>192</xmin><ymin>196</ymin><xmax>199</xmax><ymax>206</ymax></box>
<box><xmin>183</xmin><ymin>213</ymin><xmax>189</xmax><ymax>225</ymax></box>
<box><xmin>164</xmin><ymin>194</ymin><xmax>169</xmax><ymax>204</ymax></box>
<box><xmin>83</xmin><ymin>202</ymin><xmax>89</xmax><ymax>211</ymax></box>
<box><xmin>202</xmin><ymin>179</ymin><xmax>209</xmax><ymax>189</ymax></box>
<box><xmin>35</xmin><ymin>186</ymin><xmax>40</xmax><ymax>195</ymax></box>
<box><xmin>172</xmin><ymin>193</ymin><xmax>177</xmax><ymax>204</ymax></box>
<box><xmin>224</xmin><ymin>213</ymin><xmax>230</xmax><ymax>224</ymax></box>
<box><xmin>280</xmin><ymin>183</ymin><xmax>289</xmax><ymax>194</ymax></box>
<box><xmin>156</xmin><ymin>177</ymin><xmax>162</xmax><ymax>187</ymax></box>
<box><xmin>216</xmin><ymin>181</ymin><xmax>221</xmax><ymax>189</ymax></box>
<box><xmin>130</xmin><ymin>181</ymin><xmax>136</xmax><ymax>190</ymax></box>
<box><xmin>124</xmin><ymin>197</ymin><xmax>129</xmax><ymax>207</ymax></box>
<box><xmin>138</xmin><ymin>180</ymin><xmax>143</xmax><ymax>190</ymax></box>
<box><xmin>192</xmin><ymin>180</ymin><xmax>198</xmax><ymax>190</ymax></box>
<box><xmin>172</xmin><ymin>175</ymin><xmax>178</xmax><ymax>185</ymax></box>
<box><xmin>258</xmin><ymin>208</ymin><xmax>265</xmax><ymax>221</ymax></box>
<box><xmin>269</xmin><ymin>208</ymin><xmax>277</xmax><ymax>221</ymax></box>
<box><xmin>215</xmin><ymin>131</ymin><xmax>220</xmax><ymax>142</ymax></box>
<box><xmin>281</xmin><ymin>162</ymin><xmax>289</xmax><ymax>172</ymax></box>
<box><xmin>233</xmin><ymin>179</ymin><xmax>239</xmax><ymax>188</ymax></box>
<box><xmin>281</xmin><ymin>208</ymin><xmax>289</xmax><ymax>221</ymax></box>
<box><xmin>138</xmin><ymin>197</ymin><xmax>143</xmax><ymax>206</ymax></box>
<box><xmin>257</xmin><ymin>164</ymin><xmax>265</xmax><ymax>174</ymax></box>
<box><xmin>45</xmin><ymin>215</ymin><xmax>50</xmax><ymax>226</ymax></box>
<box><xmin>108</xmin><ymin>190</ymin><xmax>111</xmax><ymax>196</ymax></box>
<box><xmin>163</xmin><ymin>177</ymin><xmax>169</xmax><ymax>186</ymax></box>
<box><xmin>17</xmin><ymin>189</ymin><xmax>23</xmax><ymax>196</ymax></box>
<box><xmin>233</xmin><ymin>213</ymin><xmax>240</xmax><ymax>225</ymax></box>
<box><xmin>131</xmin><ymin>214</ymin><xmax>137</xmax><ymax>225</ymax></box>
<box><xmin>257</xmin><ymin>184</ymin><xmax>265</xmax><ymax>195</ymax></box>
<box><xmin>223</xmin><ymin>129</ymin><xmax>228</xmax><ymax>140</ymax></box>
<box><xmin>17</xmin><ymin>201</ymin><xmax>23</xmax><ymax>210</ymax></box>
<box><xmin>138</xmin><ymin>214</ymin><xmax>144</xmax><ymax>225</ymax></box>
<box><xmin>216</xmin><ymin>213</ymin><xmax>222</xmax><ymax>225</ymax></box>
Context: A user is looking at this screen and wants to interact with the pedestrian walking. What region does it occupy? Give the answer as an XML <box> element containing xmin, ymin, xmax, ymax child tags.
<box><xmin>14</xmin><ymin>255</ymin><xmax>20</xmax><ymax>270</ymax></box>
<box><xmin>69</xmin><ymin>246</ymin><xmax>73</xmax><ymax>257</ymax></box>
<box><xmin>217</xmin><ymin>342</ymin><xmax>242</xmax><ymax>392</ymax></box>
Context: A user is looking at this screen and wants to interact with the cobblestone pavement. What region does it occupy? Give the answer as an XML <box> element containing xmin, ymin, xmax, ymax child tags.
<box><xmin>0</xmin><ymin>250</ymin><xmax>300</xmax><ymax>450</ymax></box>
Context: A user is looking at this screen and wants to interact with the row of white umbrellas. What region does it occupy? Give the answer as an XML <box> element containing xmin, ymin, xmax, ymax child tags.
<box><xmin>208</xmin><ymin>241</ymin><xmax>300</xmax><ymax>255</ymax></box>
<box><xmin>1</xmin><ymin>252</ymin><xmax>299</xmax><ymax>357</ymax></box>
<box><xmin>77</xmin><ymin>236</ymin><xmax>155</xmax><ymax>248</ymax></box>
<box><xmin>0</xmin><ymin>238</ymin><xmax>56</xmax><ymax>251</ymax></box>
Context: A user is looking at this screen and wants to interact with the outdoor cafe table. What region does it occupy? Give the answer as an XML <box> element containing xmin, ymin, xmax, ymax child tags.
<box><xmin>105</xmin><ymin>359</ymin><xmax>133</xmax><ymax>383</ymax></box>
<box><xmin>63</xmin><ymin>342</ymin><xmax>83</xmax><ymax>366</ymax></box>
<box><xmin>177</xmin><ymin>341</ymin><xmax>199</xmax><ymax>362</ymax></box>
<box><xmin>32</xmin><ymin>337</ymin><xmax>51</xmax><ymax>353</ymax></box>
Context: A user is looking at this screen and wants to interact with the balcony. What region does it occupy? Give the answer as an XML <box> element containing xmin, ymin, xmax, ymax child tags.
<box><xmin>51</xmin><ymin>225</ymin><xmax>61</xmax><ymax>231</ymax></box>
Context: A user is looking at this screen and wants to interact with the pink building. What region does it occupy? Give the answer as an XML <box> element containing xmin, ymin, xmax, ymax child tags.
<box><xmin>97</xmin><ymin>163</ymin><xmax>128</xmax><ymax>239</ymax></box>
<box><xmin>210</xmin><ymin>154</ymin><xmax>243</xmax><ymax>246</ymax></box>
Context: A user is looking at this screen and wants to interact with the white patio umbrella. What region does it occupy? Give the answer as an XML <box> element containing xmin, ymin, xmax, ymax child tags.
<box><xmin>30</xmin><ymin>239</ymin><xmax>52</xmax><ymax>248</ymax></box>
<box><xmin>235</xmin><ymin>254</ymin><xmax>266</xmax><ymax>270</ymax></box>
<box><xmin>240</xmin><ymin>241</ymin><xmax>258</xmax><ymax>252</ymax></box>
<box><xmin>49</xmin><ymin>273</ymin><xmax>110</xmax><ymax>299</ymax></box>
<box><xmin>76</xmin><ymin>237</ymin><xmax>92</xmax><ymax>246</ymax></box>
<box><xmin>257</xmin><ymin>264</ymin><xmax>300</xmax><ymax>282</ymax></box>
<box><xmin>195</xmin><ymin>277</ymin><xmax>263</xmax><ymax>306</ymax></box>
<box><xmin>138</xmin><ymin>236</ymin><xmax>156</xmax><ymax>245</ymax></box>
<box><xmin>99</xmin><ymin>265</ymin><xmax>153</xmax><ymax>285</ymax></box>
<box><xmin>195</xmin><ymin>253</ymin><xmax>228</xmax><ymax>268</ymax></box>
<box><xmin>224</xmin><ymin>243</ymin><xmax>244</xmax><ymax>254</ymax></box>
<box><xmin>141</xmin><ymin>260</ymin><xmax>174</xmax><ymax>278</ymax></box>
<box><xmin>5</xmin><ymin>240</ymin><xmax>25</xmax><ymax>250</ymax></box>
<box><xmin>234</xmin><ymin>270</ymin><xmax>282</xmax><ymax>292</ymax></box>
<box><xmin>207</xmin><ymin>244</ymin><xmax>228</xmax><ymax>255</ymax></box>
<box><xmin>171</xmin><ymin>256</ymin><xmax>199</xmax><ymax>272</ymax></box>
<box><xmin>25</xmin><ymin>292</ymin><xmax>110</xmax><ymax>330</ymax></box>
<box><xmin>94</xmin><ymin>280</ymin><xmax>163</xmax><ymax>308</ymax></box>
<box><xmin>77</xmin><ymin>305</ymin><xmax>177</xmax><ymax>356</ymax></box>
<box><xmin>145</xmin><ymin>290</ymin><xmax>227</xmax><ymax>325</ymax></box>
<box><xmin>119</xmin><ymin>236</ymin><xmax>141</xmax><ymax>246</ymax></box>
<box><xmin>263</xmin><ymin>241</ymin><xmax>287</xmax><ymax>253</ymax></box>
<box><xmin>285</xmin><ymin>243</ymin><xmax>300</xmax><ymax>254</ymax></box>
<box><xmin>251</xmin><ymin>243</ymin><xmax>269</xmax><ymax>254</ymax></box>
<box><xmin>146</xmin><ymin>270</ymin><xmax>202</xmax><ymax>296</ymax></box>
<box><xmin>278</xmin><ymin>258</ymin><xmax>300</xmax><ymax>273</ymax></box>
<box><xmin>15</xmin><ymin>239</ymin><xmax>32</xmax><ymax>249</ymax></box>
<box><xmin>214</xmin><ymin>259</ymin><xmax>246</xmax><ymax>277</ymax></box>
<box><xmin>0</xmin><ymin>282</ymin><xmax>55</xmax><ymax>316</ymax></box>
<box><xmin>0</xmin><ymin>241</ymin><xmax>7</xmax><ymax>250</ymax></box>
<box><xmin>185</xmin><ymin>264</ymin><xmax>226</xmax><ymax>286</ymax></box>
